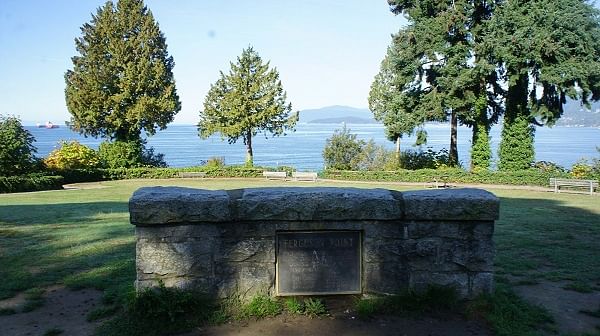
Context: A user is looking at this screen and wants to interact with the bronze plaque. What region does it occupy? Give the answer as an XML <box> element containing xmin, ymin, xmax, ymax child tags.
<box><xmin>276</xmin><ymin>231</ymin><xmax>361</xmax><ymax>295</ymax></box>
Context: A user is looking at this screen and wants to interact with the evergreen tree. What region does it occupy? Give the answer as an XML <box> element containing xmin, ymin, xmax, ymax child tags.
<box><xmin>369</xmin><ymin>44</ymin><xmax>422</xmax><ymax>160</ymax></box>
<box><xmin>65</xmin><ymin>0</ymin><xmax>181</xmax><ymax>143</ymax></box>
<box><xmin>385</xmin><ymin>0</ymin><xmax>503</xmax><ymax>168</ymax></box>
<box><xmin>199</xmin><ymin>47</ymin><xmax>298</xmax><ymax>166</ymax></box>
<box><xmin>487</xmin><ymin>0</ymin><xmax>600</xmax><ymax>170</ymax></box>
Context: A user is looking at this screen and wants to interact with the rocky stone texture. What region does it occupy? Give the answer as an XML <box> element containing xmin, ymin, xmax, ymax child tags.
<box><xmin>131</xmin><ymin>187</ymin><xmax>498</xmax><ymax>300</ymax></box>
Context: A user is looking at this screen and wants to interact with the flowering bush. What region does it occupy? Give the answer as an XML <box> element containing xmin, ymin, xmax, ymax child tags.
<box><xmin>44</xmin><ymin>141</ymin><xmax>101</xmax><ymax>170</ymax></box>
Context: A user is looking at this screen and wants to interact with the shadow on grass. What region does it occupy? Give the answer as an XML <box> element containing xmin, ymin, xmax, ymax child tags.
<box><xmin>0</xmin><ymin>201</ymin><xmax>134</xmax><ymax>301</ymax></box>
<box><xmin>0</xmin><ymin>201</ymin><xmax>128</xmax><ymax>226</ymax></box>
<box><xmin>494</xmin><ymin>195</ymin><xmax>600</xmax><ymax>286</ymax></box>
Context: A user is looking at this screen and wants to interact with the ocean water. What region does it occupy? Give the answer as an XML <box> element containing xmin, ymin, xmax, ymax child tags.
<box><xmin>27</xmin><ymin>123</ymin><xmax>600</xmax><ymax>171</ymax></box>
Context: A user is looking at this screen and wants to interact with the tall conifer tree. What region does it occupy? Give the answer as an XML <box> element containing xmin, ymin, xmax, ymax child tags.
<box><xmin>65</xmin><ymin>0</ymin><xmax>181</xmax><ymax>142</ymax></box>
<box><xmin>383</xmin><ymin>0</ymin><xmax>503</xmax><ymax>169</ymax></box>
<box><xmin>199</xmin><ymin>47</ymin><xmax>298</xmax><ymax>166</ymax></box>
<box><xmin>369</xmin><ymin>40</ymin><xmax>423</xmax><ymax>160</ymax></box>
<box><xmin>487</xmin><ymin>0</ymin><xmax>600</xmax><ymax>171</ymax></box>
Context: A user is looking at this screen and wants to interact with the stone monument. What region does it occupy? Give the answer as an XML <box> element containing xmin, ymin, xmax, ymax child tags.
<box><xmin>130</xmin><ymin>187</ymin><xmax>498</xmax><ymax>300</ymax></box>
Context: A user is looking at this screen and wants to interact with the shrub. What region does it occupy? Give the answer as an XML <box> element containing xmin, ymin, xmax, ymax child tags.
<box><xmin>198</xmin><ymin>166</ymin><xmax>264</xmax><ymax>178</ymax></box>
<box><xmin>400</xmin><ymin>148</ymin><xmax>451</xmax><ymax>170</ymax></box>
<box><xmin>0</xmin><ymin>174</ymin><xmax>64</xmax><ymax>193</ymax></box>
<box><xmin>570</xmin><ymin>160</ymin><xmax>593</xmax><ymax>179</ymax></box>
<box><xmin>568</xmin><ymin>148</ymin><xmax>600</xmax><ymax>180</ymax></box>
<box><xmin>54</xmin><ymin>168</ymin><xmax>106</xmax><ymax>184</ymax></box>
<box><xmin>323</xmin><ymin>125</ymin><xmax>365</xmax><ymax>170</ymax></box>
<box><xmin>98</xmin><ymin>140</ymin><xmax>166</xmax><ymax>168</ymax></box>
<box><xmin>44</xmin><ymin>141</ymin><xmax>101</xmax><ymax>170</ymax></box>
<box><xmin>592</xmin><ymin>148</ymin><xmax>600</xmax><ymax>178</ymax></box>
<box><xmin>352</xmin><ymin>140</ymin><xmax>399</xmax><ymax>171</ymax></box>
<box><xmin>98</xmin><ymin>141</ymin><xmax>142</xmax><ymax>168</ymax></box>
<box><xmin>0</xmin><ymin>115</ymin><xmax>37</xmax><ymax>176</ymax></box>
<box><xmin>205</xmin><ymin>156</ymin><xmax>225</xmax><ymax>168</ymax></box>
<box><xmin>323</xmin><ymin>127</ymin><xmax>456</xmax><ymax>172</ymax></box>
<box><xmin>532</xmin><ymin>161</ymin><xmax>565</xmax><ymax>174</ymax></box>
<box><xmin>53</xmin><ymin>166</ymin><xmax>267</xmax><ymax>184</ymax></box>
<box><xmin>275</xmin><ymin>165</ymin><xmax>295</xmax><ymax>176</ymax></box>
<box><xmin>323</xmin><ymin>168</ymin><xmax>569</xmax><ymax>186</ymax></box>
<box><xmin>323</xmin><ymin>128</ymin><xmax>403</xmax><ymax>171</ymax></box>
<box><xmin>141</xmin><ymin>145</ymin><xmax>167</xmax><ymax>168</ymax></box>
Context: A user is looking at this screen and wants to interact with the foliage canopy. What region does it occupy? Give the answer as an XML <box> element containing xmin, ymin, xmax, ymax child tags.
<box><xmin>369</xmin><ymin>46</ymin><xmax>422</xmax><ymax>147</ymax></box>
<box><xmin>380</xmin><ymin>0</ymin><xmax>600</xmax><ymax>171</ymax></box>
<box><xmin>487</xmin><ymin>0</ymin><xmax>600</xmax><ymax>170</ymax></box>
<box><xmin>65</xmin><ymin>0</ymin><xmax>181</xmax><ymax>142</ymax></box>
<box><xmin>198</xmin><ymin>46</ymin><xmax>298</xmax><ymax>166</ymax></box>
<box><xmin>0</xmin><ymin>115</ymin><xmax>37</xmax><ymax>176</ymax></box>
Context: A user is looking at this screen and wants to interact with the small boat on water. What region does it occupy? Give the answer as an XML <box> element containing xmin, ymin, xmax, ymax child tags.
<box><xmin>36</xmin><ymin>121</ymin><xmax>60</xmax><ymax>129</ymax></box>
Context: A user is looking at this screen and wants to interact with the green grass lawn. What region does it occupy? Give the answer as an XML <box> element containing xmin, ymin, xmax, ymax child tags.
<box><xmin>1</xmin><ymin>178</ymin><xmax>599</xmax><ymax>333</ymax></box>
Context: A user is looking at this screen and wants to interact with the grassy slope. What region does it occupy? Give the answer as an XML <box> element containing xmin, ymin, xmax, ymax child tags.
<box><xmin>1</xmin><ymin>178</ymin><xmax>599</xmax><ymax>330</ymax></box>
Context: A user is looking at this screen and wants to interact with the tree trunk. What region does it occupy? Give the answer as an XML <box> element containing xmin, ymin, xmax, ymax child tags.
<box><xmin>395</xmin><ymin>135</ymin><xmax>401</xmax><ymax>168</ymax></box>
<box><xmin>245</xmin><ymin>130</ymin><xmax>253</xmax><ymax>167</ymax></box>
<box><xmin>449</xmin><ymin>109</ymin><xmax>458</xmax><ymax>166</ymax></box>
<box><xmin>499</xmin><ymin>74</ymin><xmax>535</xmax><ymax>171</ymax></box>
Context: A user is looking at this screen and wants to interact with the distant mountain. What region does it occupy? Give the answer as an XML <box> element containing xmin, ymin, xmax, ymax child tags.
<box><xmin>299</xmin><ymin>105</ymin><xmax>377</xmax><ymax>123</ymax></box>
<box><xmin>299</xmin><ymin>102</ymin><xmax>600</xmax><ymax>127</ymax></box>
<box><xmin>307</xmin><ymin>116</ymin><xmax>378</xmax><ymax>124</ymax></box>
<box><xmin>557</xmin><ymin>100</ymin><xmax>600</xmax><ymax>127</ymax></box>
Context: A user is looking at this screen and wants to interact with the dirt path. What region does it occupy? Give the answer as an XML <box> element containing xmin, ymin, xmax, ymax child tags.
<box><xmin>0</xmin><ymin>283</ymin><xmax>598</xmax><ymax>335</ymax></box>
<box><xmin>514</xmin><ymin>280</ymin><xmax>600</xmax><ymax>335</ymax></box>
<box><xmin>191</xmin><ymin>314</ymin><xmax>492</xmax><ymax>336</ymax></box>
<box><xmin>0</xmin><ymin>286</ymin><xmax>103</xmax><ymax>336</ymax></box>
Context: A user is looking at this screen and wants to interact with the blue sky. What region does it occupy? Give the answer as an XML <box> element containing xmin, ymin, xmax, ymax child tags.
<box><xmin>0</xmin><ymin>0</ymin><xmax>405</xmax><ymax>124</ymax></box>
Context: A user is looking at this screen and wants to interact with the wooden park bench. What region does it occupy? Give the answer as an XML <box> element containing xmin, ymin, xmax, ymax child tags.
<box><xmin>178</xmin><ymin>172</ymin><xmax>207</xmax><ymax>178</ymax></box>
<box><xmin>292</xmin><ymin>172</ymin><xmax>318</xmax><ymax>182</ymax></box>
<box><xmin>427</xmin><ymin>175</ymin><xmax>453</xmax><ymax>189</ymax></box>
<box><xmin>549</xmin><ymin>178</ymin><xmax>598</xmax><ymax>195</ymax></box>
<box><xmin>262</xmin><ymin>171</ymin><xmax>287</xmax><ymax>181</ymax></box>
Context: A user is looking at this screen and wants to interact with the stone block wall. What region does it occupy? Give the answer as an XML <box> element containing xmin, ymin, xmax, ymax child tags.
<box><xmin>130</xmin><ymin>187</ymin><xmax>498</xmax><ymax>299</ymax></box>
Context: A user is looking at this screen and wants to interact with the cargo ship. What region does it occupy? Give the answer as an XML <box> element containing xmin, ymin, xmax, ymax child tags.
<box><xmin>36</xmin><ymin>121</ymin><xmax>59</xmax><ymax>129</ymax></box>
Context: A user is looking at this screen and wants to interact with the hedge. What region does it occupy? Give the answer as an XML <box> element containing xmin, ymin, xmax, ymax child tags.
<box><xmin>322</xmin><ymin>168</ymin><xmax>575</xmax><ymax>187</ymax></box>
<box><xmin>0</xmin><ymin>174</ymin><xmax>64</xmax><ymax>193</ymax></box>
<box><xmin>52</xmin><ymin>166</ymin><xmax>266</xmax><ymax>184</ymax></box>
<box><xmin>8</xmin><ymin>166</ymin><xmax>586</xmax><ymax>191</ymax></box>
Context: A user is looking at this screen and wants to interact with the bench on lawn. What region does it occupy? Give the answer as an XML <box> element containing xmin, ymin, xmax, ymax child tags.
<box><xmin>292</xmin><ymin>172</ymin><xmax>318</xmax><ymax>182</ymax></box>
<box><xmin>549</xmin><ymin>178</ymin><xmax>598</xmax><ymax>195</ymax></box>
<box><xmin>427</xmin><ymin>175</ymin><xmax>453</xmax><ymax>189</ymax></box>
<box><xmin>178</xmin><ymin>172</ymin><xmax>207</xmax><ymax>178</ymax></box>
<box><xmin>424</xmin><ymin>174</ymin><xmax>454</xmax><ymax>189</ymax></box>
<box><xmin>263</xmin><ymin>171</ymin><xmax>287</xmax><ymax>180</ymax></box>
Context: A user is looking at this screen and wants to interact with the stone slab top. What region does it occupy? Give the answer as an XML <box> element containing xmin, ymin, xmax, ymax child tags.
<box><xmin>129</xmin><ymin>187</ymin><xmax>499</xmax><ymax>225</ymax></box>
